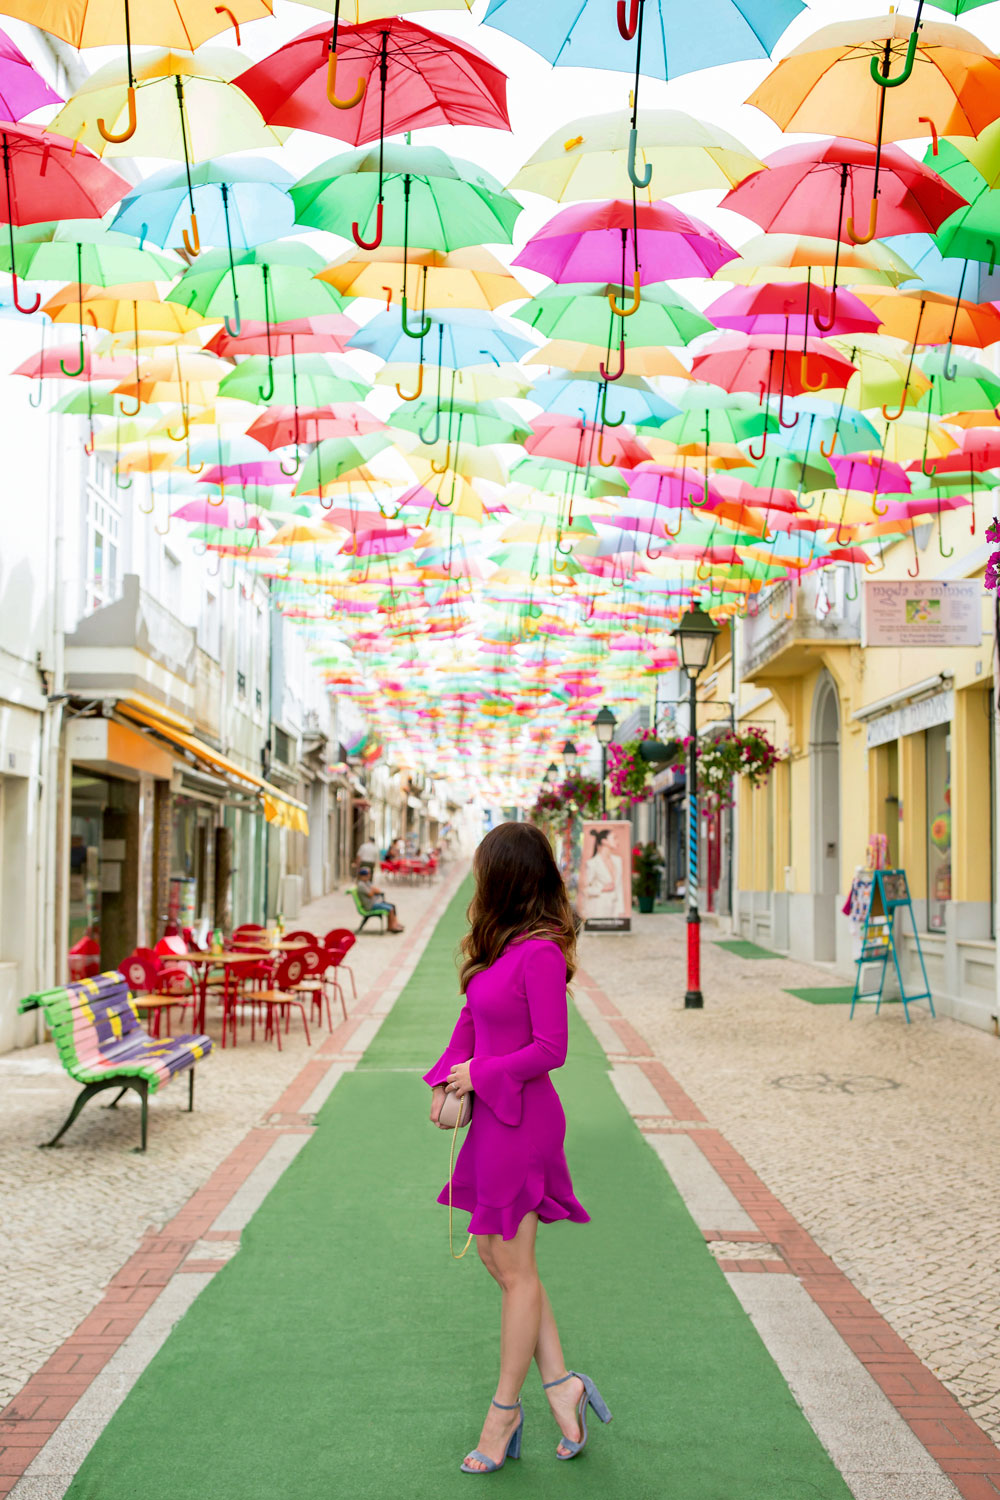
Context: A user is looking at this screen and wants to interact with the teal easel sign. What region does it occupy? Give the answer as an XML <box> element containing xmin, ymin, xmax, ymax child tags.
<box><xmin>850</xmin><ymin>869</ymin><xmax>935</xmax><ymax>1023</ymax></box>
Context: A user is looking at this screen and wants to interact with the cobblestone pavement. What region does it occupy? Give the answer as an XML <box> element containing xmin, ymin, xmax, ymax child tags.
<box><xmin>0</xmin><ymin>867</ymin><xmax>449</xmax><ymax>1407</ymax></box>
<box><xmin>579</xmin><ymin>914</ymin><xmax>1000</xmax><ymax>1446</ymax></box>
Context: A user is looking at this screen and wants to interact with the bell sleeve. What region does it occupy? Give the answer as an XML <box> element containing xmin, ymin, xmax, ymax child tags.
<box><xmin>469</xmin><ymin>940</ymin><xmax>568</xmax><ymax>1127</ymax></box>
<box><xmin>422</xmin><ymin>1000</ymin><xmax>475</xmax><ymax>1089</ymax></box>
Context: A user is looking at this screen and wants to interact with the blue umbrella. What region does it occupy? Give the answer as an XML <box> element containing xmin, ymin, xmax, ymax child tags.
<box><xmin>112</xmin><ymin>158</ymin><xmax>297</xmax><ymax>250</ymax></box>
<box><xmin>349</xmin><ymin>308</ymin><xmax>538</xmax><ymax>368</ymax></box>
<box><xmin>882</xmin><ymin>233</ymin><xmax>1000</xmax><ymax>301</ymax></box>
<box><xmin>530</xmin><ymin>374</ymin><xmax>678</xmax><ymax>427</ymax></box>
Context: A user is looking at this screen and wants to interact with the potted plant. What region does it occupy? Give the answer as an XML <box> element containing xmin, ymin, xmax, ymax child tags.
<box><xmin>632</xmin><ymin>842</ymin><xmax>664</xmax><ymax>913</ymax></box>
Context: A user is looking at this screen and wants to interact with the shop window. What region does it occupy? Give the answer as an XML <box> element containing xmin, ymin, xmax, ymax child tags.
<box><xmin>925</xmin><ymin>723</ymin><xmax>951</xmax><ymax>931</ymax></box>
<box><xmin>85</xmin><ymin>485</ymin><xmax>120</xmax><ymax>614</ymax></box>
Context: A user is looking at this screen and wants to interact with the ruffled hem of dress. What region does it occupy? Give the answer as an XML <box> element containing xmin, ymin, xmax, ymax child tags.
<box><xmin>436</xmin><ymin>1182</ymin><xmax>590</xmax><ymax>1242</ymax></box>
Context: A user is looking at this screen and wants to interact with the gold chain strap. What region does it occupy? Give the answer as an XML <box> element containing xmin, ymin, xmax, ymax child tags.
<box><xmin>448</xmin><ymin>1096</ymin><xmax>474</xmax><ymax>1261</ymax></box>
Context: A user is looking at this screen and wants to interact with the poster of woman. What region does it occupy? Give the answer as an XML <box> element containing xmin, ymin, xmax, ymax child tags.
<box><xmin>578</xmin><ymin>821</ymin><xmax>632</xmax><ymax>932</ymax></box>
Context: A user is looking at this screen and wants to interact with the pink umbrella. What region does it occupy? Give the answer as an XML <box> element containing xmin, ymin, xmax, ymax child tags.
<box><xmin>248</xmin><ymin>404</ymin><xmax>386</xmax><ymax>449</ymax></box>
<box><xmin>342</xmin><ymin>528</ymin><xmax>417</xmax><ymax>556</ymax></box>
<box><xmin>0</xmin><ymin>29</ymin><xmax>63</xmax><ymax>121</ymax></box>
<box><xmin>917</xmin><ymin>432</ymin><xmax>1000</xmax><ymax>473</ymax></box>
<box><xmin>830</xmin><ymin>454</ymin><xmax>911</xmax><ymax>494</ymax></box>
<box><xmin>170</xmin><ymin>500</ymin><xmax>268</xmax><ymax>528</ymax></box>
<box><xmin>513</xmin><ymin>199</ymin><xmax>737</xmax><ymax>288</ymax></box>
<box><xmin>626</xmin><ymin>464</ymin><xmax>727</xmax><ymax>511</ymax></box>
<box><xmin>706</xmin><ymin>283</ymin><xmax>880</xmax><ymax>339</ymax></box>
<box><xmin>204</xmin><ymin>315</ymin><xmax>358</xmax><ymax>359</ymax></box>
<box><xmin>13</xmin><ymin>346</ymin><xmax>133</xmax><ymax>381</ymax></box>
<box><xmin>524</xmin><ymin>413</ymin><xmax>652</xmax><ymax>469</ymax></box>
<box><xmin>198</xmin><ymin>462</ymin><xmax>295</xmax><ymax>486</ymax></box>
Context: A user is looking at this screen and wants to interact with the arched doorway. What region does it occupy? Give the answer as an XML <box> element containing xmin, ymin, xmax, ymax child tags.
<box><xmin>810</xmin><ymin>673</ymin><xmax>841</xmax><ymax>961</ymax></box>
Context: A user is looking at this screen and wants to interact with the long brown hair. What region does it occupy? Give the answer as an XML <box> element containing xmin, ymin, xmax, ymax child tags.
<box><xmin>459</xmin><ymin>822</ymin><xmax>577</xmax><ymax>993</ymax></box>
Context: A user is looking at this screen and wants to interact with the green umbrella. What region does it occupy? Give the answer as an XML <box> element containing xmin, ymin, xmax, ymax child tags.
<box><xmin>914</xmin><ymin>350</ymin><xmax>1000</xmax><ymax>413</ymax></box>
<box><xmin>50</xmin><ymin>385</ymin><xmax>122</xmax><ymax>417</ymax></box>
<box><xmin>662</xmin><ymin>402</ymin><xmax>774</xmax><ymax>445</ymax></box>
<box><xmin>294</xmin><ymin>434</ymin><xmax>396</xmax><ymax>498</ymax></box>
<box><xmin>0</xmin><ymin>222</ymin><xmax>179</xmax><ymax>283</ymax></box>
<box><xmin>218</xmin><ymin>354</ymin><xmax>368</xmax><ymax>407</ymax></box>
<box><xmin>291</xmin><ymin>145</ymin><xmax>522</xmax><ymax>253</ymax></box>
<box><xmin>508</xmin><ymin>457</ymin><xmax>628</xmax><ymax>499</ymax></box>
<box><xmin>513</xmin><ymin>281</ymin><xmax>713</xmax><ymax>348</ymax></box>
<box><xmin>388</xmin><ymin>398</ymin><xmax>529</xmax><ymax>448</ymax></box>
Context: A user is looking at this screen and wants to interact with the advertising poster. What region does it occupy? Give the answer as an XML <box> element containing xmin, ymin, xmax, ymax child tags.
<box><xmin>863</xmin><ymin>580</ymin><xmax>983</xmax><ymax>648</ymax></box>
<box><xmin>578</xmin><ymin>820</ymin><xmax>632</xmax><ymax>932</ymax></box>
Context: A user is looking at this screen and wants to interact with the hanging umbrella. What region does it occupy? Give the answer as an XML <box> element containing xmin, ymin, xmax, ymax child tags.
<box><xmin>390</xmin><ymin>398</ymin><xmax>529</xmax><ymax>448</ymax></box>
<box><xmin>0</xmin><ymin>122</ymin><xmax>128</xmax><ymax>314</ymax></box>
<box><xmin>0</xmin><ymin>27</ymin><xmax>63</xmax><ymax>120</ymax></box>
<box><xmin>204</xmin><ymin>313</ymin><xmax>358</xmax><ymax>359</ymax></box>
<box><xmin>705</xmin><ymin>283</ymin><xmax>880</xmax><ymax>339</ymax></box>
<box><xmin>0</xmin><ymin>224</ymin><xmax>177</xmax><ymax>283</ymax></box>
<box><xmin>513</xmin><ymin>199</ymin><xmax>737</xmax><ymax>286</ymax></box>
<box><xmin>249</xmin><ymin>404</ymin><xmax>386</xmax><ymax>450</ymax></box>
<box><xmin>349</xmin><ymin>308</ymin><xmax>536</xmax><ymax>366</ymax></box>
<box><xmin>235</xmin><ymin>17</ymin><xmax>509</xmax><ymax>147</ymax></box>
<box><xmin>525</xmin><ymin>339</ymin><xmax>691</xmax><ymax>380</ymax></box>
<box><xmin>509</xmin><ymin>107</ymin><xmax>762</xmax><ymax>202</ymax></box>
<box><xmin>530</xmin><ymin>374</ymin><xmax>677</xmax><ymax>427</ymax></box>
<box><xmin>112</xmin><ymin>156</ymin><xmax>296</xmax><ymax>252</ymax></box>
<box><xmin>217</xmin><ymin>353</ymin><xmax>368</xmax><ymax>406</ymax></box>
<box><xmin>480</xmin><ymin>0</ymin><xmax>803</xmax><ymax>80</ymax></box>
<box><xmin>513</xmin><ymin>281</ymin><xmax>712</xmax><ymax>347</ymax></box>
<box><xmin>319</xmin><ymin>245</ymin><xmax>527</xmax><ymax>310</ymax></box>
<box><xmin>882</xmin><ymin>231</ymin><xmax>1000</xmax><ymax>299</ymax></box>
<box><xmin>715</xmin><ymin>233</ymin><xmax>915</xmax><ymax>289</ymax></box>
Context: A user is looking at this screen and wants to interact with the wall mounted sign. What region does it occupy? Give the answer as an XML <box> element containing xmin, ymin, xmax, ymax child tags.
<box><xmin>863</xmin><ymin>579</ymin><xmax>983</xmax><ymax>649</ymax></box>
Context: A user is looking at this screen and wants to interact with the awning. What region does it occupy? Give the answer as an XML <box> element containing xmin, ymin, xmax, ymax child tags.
<box><xmin>117</xmin><ymin>700</ymin><xmax>309</xmax><ymax>834</ymax></box>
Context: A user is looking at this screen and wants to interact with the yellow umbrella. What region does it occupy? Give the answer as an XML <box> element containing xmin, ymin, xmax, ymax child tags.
<box><xmin>319</xmin><ymin>246</ymin><xmax>529</xmax><ymax>310</ymax></box>
<box><xmin>867</xmin><ymin>413</ymin><xmax>957</xmax><ymax>465</ymax></box>
<box><xmin>269</xmin><ymin>521</ymin><xmax>344</xmax><ymax>547</ymax></box>
<box><xmin>49</xmin><ymin>49</ymin><xmax>286</xmax><ymax>164</ymax></box>
<box><xmin>96</xmin><ymin>327</ymin><xmax>208</xmax><ymax>354</ymax></box>
<box><xmin>509</xmin><ymin>108</ymin><xmax>762</xmax><ymax>201</ymax></box>
<box><xmin>747</xmin><ymin>15</ymin><xmax>1000</xmax><ymax>143</ymax></box>
<box><xmin>295</xmin><ymin>0</ymin><xmax>471</xmax><ymax>13</ymax></box>
<box><xmin>713</xmin><ymin>234</ymin><xmax>914</xmax><ymax>289</ymax></box>
<box><xmin>43</xmin><ymin>282</ymin><xmax>207</xmax><ymax>336</ymax></box>
<box><xmin>829</xmin><ymin>334</ymin><xmax>931</xmax><ymax>412</ymax></box>
<box><xmin>525</xmin><ymin>339</ymin><xmax>691</xmax><ymax>379</ymax></box>
<box><xmin>0</xmin><ymin>0</ymin><xmax>271</xmax><ymax>49</ymax></box>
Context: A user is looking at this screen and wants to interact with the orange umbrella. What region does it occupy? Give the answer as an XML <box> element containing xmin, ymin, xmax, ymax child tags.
<box><xmin>855</xmin><ymin>289</ymin><xmax>1000</xmax><ymax>348</ymax></box>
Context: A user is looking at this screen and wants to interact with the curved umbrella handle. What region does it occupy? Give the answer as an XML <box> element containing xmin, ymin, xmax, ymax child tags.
<box><xmin>870</xmin><ymin>25</ymin><xmax>919</xmax><ymax>88</ymax></box>
<box><xmin>419</xmin><ymin>407</ymin><xmax>441</xmax><ymax>445</ymax></box>
<box><xmin>662</xmin><ymin>507</ymin><xmax>682</xmax><ymax>539</ymax></box>
<box><xmin>258</xmin><ymin>362</ymin><xmax>275</xmax><ymax>402</ymax></box>
<box><xmin>400</xmin><ymin>294</ymin><xmax>432</xmax><ymax>340</ymax></box>
<box><xmin>597</xmin><ymin>426</ymin><xmax>616</xmax><ymax>468</ymax></box>
<box><xmin>98</xmin><ymin>85</ymin><xmax>137</xmax><ymax>143</ymax></box>
<box><xmin>871</xmin><ymin>490</ymin><xmax>889</xmax><ymax>517</ymax></box>
<box><xmin>600</xmin><ymin>385</ymin><xmax>626</xmax><ymax>427</ymax></box>
<box><xmin>115</xmin><ymin>469</ymin><xmax>133</xmax><ymax>491</ymax></box>
<box><xmin>328</xmin><ymin>48</ymin><xmax>366</xmax><ymax>110</ymax></box>
<box><xmin>353</xmin><ymin>201</ymin><xmax>383</xmax><ymax>251</ymax></box>
<box><xmin>617</xmin><ymin>0</ymin><xmax>640</xmax><ymax>40</ymax></box>
<box><xmin>154</xmin><ymin>512</ymin><xmax>172</xmax><ymax>538</ymax></box>
<box><xmin>166</xmin><ymin>412</ymin><xmax>189</xmax><ymax>442</ymax></box>
<box><xmin>182</xmin><ymin>212</ymin><xmax>200</xmax><ymax>257</ymax></box>
<box><xmin>395</xmin><ymin>364</ymin><xmax>423</xmax><ymax>402</ymax></box>
<box><xmin>215</xmin><ymin>5</ymin><xmax>241</xmax><ymax>43</ymax></box>
<box><xmin>942</xmin><ymin>343</ymin><xmax>959</xmax><ymax>381</ymax></box>
<box><xmin>600</xmin><ymin>339</ymin><xmax>626</xmax><ymax>382</ymax></box>
<box><xmin>881</xmin><ymin>393</ymin><xmax>907</xmax><ymax>422</ymax></box>
<box><xmin>627</xmin><ymin>128</ymin><xmax>652</xmax><ymax>190</ymax></box>
<box><xmin>279</xmin><ymin>453</ymin><xmax>301</xmax><ymax>477</ymax></box>
<box><xmin>812</xmin><ymin>285</ymin><xmax>838</xmax><ymax>334</ymax></box>
<box><xmin>748</xmin><ymin>428</ymin><xmax>768</xmax><ymax>461</ymax></box>
<box><xmin>608</xmin><ymin>272</ymin><xmax>641</xmax><ymax>318</ymax></box>
<box><xmin>11</xmin><ymin>270</ymin><xmax>40</xmax><ymax>316</ymax></box>
<box><xmin>919</xmin><ymin>116</ymin><xmax>938</xmax><ymax>155</ymax></box>
<box><xmin>430</xmin><ymin>442</ymin><xmax>451</xmax><ymax>475</ymax></box>
<box><xmin>59</xmin><ymin>337</ymin><xmax>86</xmax><ymax>380</ymax></box>
<box><xmin>138</xmin><ymin>489</ymin><xmax>155</xmax><ymax>514</ymax></box>
<box><xmin>223</xmin><ymin>306</ymin><xmax>242</xmax><ymax>338</ymax></box>
<box><xmin>84</xmin><ymin>428</ymin><xmax>95</xmax><ymax>456</ymax></box>
<box><xmin>188</xmin><ymin>459</ymin><xmax>205</xmax><ymax>475</ymax></box>
<box><xmin>818</xmin><ymin>431</ymin><xmax>838</xmax><ymax>459</ymax></box>
<box><xmin>778</xmin><ymin>388</ymin><xmax>799</xmax><ymax>430</ymax></box>
<box><xmin>800</xmin><ymin>352</ymin><xmax>828</xmax><ymax>392</ymax></box>
<box><xmin>847</xmin><ymin>197</ymin><xmax>878</xmax><ymax>245</ymax></box>
<box><xmin>695</xmin><ymin>554</ymin><xmax>713</xmax><ymax>582</ymax></box>
<box><xmin>907</xmin><ymin>550</ymin><xmax>921</xmax><ymax>577</ymax></box>
<box><xmin>119</xmin><ymin>393</ymin><xmax>142</xmax><ymax>417</ymax></box>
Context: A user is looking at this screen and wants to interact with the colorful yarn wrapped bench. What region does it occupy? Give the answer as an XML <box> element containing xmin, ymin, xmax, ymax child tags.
<box><xmin>19</xmin><ymin>970</ymin><xmax>214</xmax><ymax>1152</ymax></box>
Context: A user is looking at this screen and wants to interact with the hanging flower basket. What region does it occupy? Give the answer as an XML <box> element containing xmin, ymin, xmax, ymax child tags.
<box><xmin>693</xmin><ymin>727</ymin><xmax>784</xmax><ymax>812</ymax></box>
<box><xmin>607</xmin><ymin>730</ymin><xmax>675</xmax><ymax>804</ymax></box>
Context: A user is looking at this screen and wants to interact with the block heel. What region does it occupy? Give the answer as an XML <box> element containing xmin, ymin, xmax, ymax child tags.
<box><xmin>543</xmin><ymin>1370</ymin><xmax>612</xmax><ymax>1459</ymax></box>
<box><xmin>460</xmin><ymin>1398</ymin><xmax>524</xmax><ymax>1474</ymax></box>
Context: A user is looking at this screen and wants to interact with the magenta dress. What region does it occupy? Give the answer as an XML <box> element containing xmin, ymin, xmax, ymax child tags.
<box><xmin>423</xmin><ymin>936</ymin><xmax>590</xmax><ymax>1241</ymax></box>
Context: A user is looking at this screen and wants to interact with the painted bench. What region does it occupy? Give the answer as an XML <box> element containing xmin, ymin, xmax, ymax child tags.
<box><xmin>19</xmin><ymin>970</ymin><xmax>213</xmax><ymax>1152</ymax></box>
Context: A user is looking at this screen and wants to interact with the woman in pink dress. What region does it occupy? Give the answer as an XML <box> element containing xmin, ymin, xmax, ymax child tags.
<box><xmin>424</xmin><ymin>821</ymin><xmax>612</xmax><ymax>1474</ymax></box>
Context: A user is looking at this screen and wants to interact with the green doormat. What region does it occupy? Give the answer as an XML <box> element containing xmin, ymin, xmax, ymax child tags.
<box><xmin>65</xmin><ymin>876</ymin><xmax>852</xmax><ymax>1500</ymax></box>
<box><xmin>713</xmin><ymin>938</ymin><xmax>783</xmax><ymax>960</ymax></box>
<box><xmin>785</xmin><ymin>986</ymin><xmax>856</xmax><ymax>1006</ymax></box>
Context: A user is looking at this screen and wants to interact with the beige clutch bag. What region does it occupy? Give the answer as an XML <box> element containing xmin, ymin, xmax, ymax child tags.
<box><xmin>439</xmin><ymin>1088</ymin><xmax>472</xmax><ymax>1129</ymax></box>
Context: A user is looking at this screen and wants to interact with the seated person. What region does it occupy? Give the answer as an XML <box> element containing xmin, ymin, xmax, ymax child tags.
<box><xmin>356</xmin><ymin>867</ymin><xmax>404</xmax><ymax>933</ymax></box>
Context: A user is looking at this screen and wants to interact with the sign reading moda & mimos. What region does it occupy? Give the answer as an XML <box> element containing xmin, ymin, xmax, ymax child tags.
<box><xmin>862</xmin><ymin>579</ymin><xmax>983</xmax><ymax>649</ymax></box>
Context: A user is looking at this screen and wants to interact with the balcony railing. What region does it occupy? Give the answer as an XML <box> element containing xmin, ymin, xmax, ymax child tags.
<box><xmin>740</xmin><ymin>568</ymin><xmax>862</xmax><ymax>681</ymax></box>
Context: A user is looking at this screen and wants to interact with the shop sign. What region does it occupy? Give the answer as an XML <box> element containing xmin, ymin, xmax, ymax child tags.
<box><xmin>866</xmin><ymin>688</ymin><xmax>953</xmax><ymax>749</ymax></box>
<box><xmin>863</xmin><ymin>580</ymin><xmax>982</xmax><ymax>648</ymax></box>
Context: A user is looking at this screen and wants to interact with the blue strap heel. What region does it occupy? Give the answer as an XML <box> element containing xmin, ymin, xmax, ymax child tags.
<box><xmin>460</xmin><ymin>1398</ymin><xmax>524</xmax><ymax>1474</ymax></box>
<box><xmin>542</xmin><ymin>1371</ymin><xmax>612</xmax><ymax>1459</ymax></box>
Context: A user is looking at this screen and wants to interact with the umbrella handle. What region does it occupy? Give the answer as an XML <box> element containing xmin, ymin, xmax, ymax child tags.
<box><xmin>918</xmin><ymin>116</ymin><xmax>938</xmax><ymax>155</ymax></box>
<box><xmin>328</xmin><ymin>49</ymin><xmax>366</xmax><ymax>110</ymax></box>
<box><xmin>98</xmin><ymin>85</ymin><xmax>137</xmax><ymax>143</ymax></box>
<box><xmin>871</xmin><ymin>490</ymin><xmax>889</xmax><ymax>516</ymax></box>
<box><xmin>800</xmin><ymin>353</ymin><xmax>828</xmax><ymax>393</ymax></box>
<box><xmin>842</xmin><ymin>566</ymin><xmax>858</xmax><ymax>603</ymax></box>
<box><xmin>258</xmin><ymin>363</ymin><xmax>275</xmax><ymax>402</ymax></box>
<box><xmin>11</xmin><ymin>270</ymin><xmax>40</xmax><ymax>316</ymax></box>
<box><xmin>182</xmin><ymin>212</ymin><xmax>201</xmax><ymax>256</ymax></box>
<box><xmin>870</xmin><ymin>26</ymin><xmax>918</xmax><ymax>88</ymax></box>
<box><xmin>353</xmin><ymin>202</ymin><xmax>383</xmax><ymax>251</ymax></box>
<box><xmin>120</xmin><ymin>393</ymin><xmax>142</xmax><ymax>417</ymax></box>
<box><xmin>597</xmin><ymin>427</ymin><xmax>616</xmax><ymax>468</ymax></box>
<box><xmin>617</xmin><ymin>0</ymin><xmax>640</xmax><ymax>41</ymax></box>
<box><xmin>747</xmin><ymin>428</ymin><xmax>767</xmax><ymax>461</ymax></box>
<box><xmin>600</xmin><ymin>385</ymin><xmax>626</xmax><ymax>427</ymax></box>
<box><xmin>846</xmin><ymin>197</ymin><xmax>878</xmax><ymax>245</ymax></box>
<box><xmin>419</xmin><ymin>408</ymin><xmax>441</xmax><ymax>445</ymax></box>
<box><xmin>223</xmin><ymin>307</ymin><xmax>242</xmax><ymax>337</ymax></box>
<box><xmin>627</xmin><ymin>129</ymin><xmax>652</xmax><ymax>190</ymax></box>
<box><xmin>608</xmin><ymin>272</ymin><xmax>641</xmax><ymax>317</ymax></box>
<box><xmin>188</xmin><ymin>460</ymin><xmax>205</xmax><ymax>475</ymax></box>
<box><xmin>662</xmin><ymin>508</ymin><xmax>682</xmax><ymax>539</ymax></box>
<box><xmin>166</xmin><ymin>412</ymin><xmax>189</xmax><ymax>442</ymax></box>
<box><xmin>215</xmin><ymin>5</ymin><xmax>241</xmax><ymax>43</ymax></box>
<box><xmin>812</xmin><ymin>285</ymin><xmax>838</xmax><ymax>334</ymax></box>
<box><xmin>430</xmin><ymin>442</ymin><xmax>451</xmax><ymax>474</ymax></box>
<box><xmin>907</xmin><ymin>551</ymin><xmax>920</xmax><ymax>577</ymax></box>
<box><xmin>600</xmin><ymin>339</ymin><xmax>626</xmax><ymax>382</ymax></box>
<box><xmin>941</xmin><ymin>344</ymin><xmax>958</xmax><ymax>381</ymax></box>
<box><xmin>279</xmin><ymin>453</ymin><xmax>301</xmax><ymax>477</ymax></box>
<box><xmin>115</xmin><ymin>469</ymin><xmax>133</xmax><ymax>491</ymax></box>
<box><xmin>818</xmin><ymin>432</ymin><xmax>837</xmax><ymax>458</ymax></box>
<box><xmin>60</xmin><ymin>337</ymin><xmax>85</xmax><ymax>380</ymax></box>
<box><xmin>400</xmin><ymin>294</ymin><xmax>432</xmax><ymax>340</ymax></box>
<box><xmin>395</xmin><ymin>365</ymin><xmax>423</xmax><ymax>402</ymax></box>
<box><xmin>881</xmin><ymin>393</ymin><xmax>907</xmax><ymax>422</ymax></box>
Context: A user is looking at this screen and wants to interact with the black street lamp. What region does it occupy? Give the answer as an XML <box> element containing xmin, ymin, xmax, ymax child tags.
<box><xmin>544</xmin><ymin>761</ymin><xmax>559</xmax><ymax>786</ymax></box>
<box><xmin>561</xmin><ymin>739</ymin><xmax>579</xmax><ymax>772</ymax></box>
<box><xmin>671</xmin><ymin>606</ymin><xmax>720</xmax><ymax>1009</ymax></box>
<box><xmin>592</xmin><ymin>705</ymin><xmax>617</xmax><ymax>819</ymax></box>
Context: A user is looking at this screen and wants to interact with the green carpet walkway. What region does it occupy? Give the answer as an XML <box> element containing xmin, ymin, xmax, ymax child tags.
<box><xmin>66</xmin><ymin>879</ymin><xmax>851</xmax><ymax>1500</ymax></box>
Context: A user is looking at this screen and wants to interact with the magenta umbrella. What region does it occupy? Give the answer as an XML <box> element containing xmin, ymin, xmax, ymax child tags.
<box><xmin>0</xmin><ymin>29</ymin><xmax>63</xmax><ymax>121</ymax></box>
<box><xmin>829</xmin><ymin>453</ymin><xmax>911</xmax><ymax>495</ymax></box>
<box><xmin>706</xmin><ymin>282</ymin><xmax>880</xmax><ymax>339</ymax></box>
<box><xmin>513</xmin><ymin>199</ymin><xmax>737</xmax><ymax>288</ymax></box>
<box><xmin>170</xmin><ymin>500</ymin><xmax>269</xmax><ymax>528</ymax></box>
<box><xmin>198</xmin><ymin>462</ymin><xmax>295</xmax><ymax>486</ymax></box>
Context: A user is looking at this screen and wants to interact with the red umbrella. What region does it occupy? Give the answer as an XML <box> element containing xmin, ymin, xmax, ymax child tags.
<box><xmin>0</xmin><ymin>123</ymin><xmax>128</xmax><ymax>313</ymax></box>
<box><xmin>706</xmin><ymin>282</ymin><xmax>880</xmax><ymax>339</ymax></box>
<box><xmin>524</xmin><ymin>413</ymin><xmax>652</xmax><ymax>470</ymax></box>
<box><xmin>690</xmin><ymin>335</ymin><xmax>857</xmax><ymax>425</ymax></box>
<box><xmin>235</xmin><ymin>18</ymin><xmax>509</xmax><ymax>145</ymax></box>
<box><xmin>248</xmin><ymin>404</ymin><xmax>386</xmax><ymax>449</ymax></box>
<box><xmin>12</xmin><ymin>345</ymin><xmax>133</xmax><ymax>381</ymax></box>
<box><xmin>204</xmin><ymin>314</ymin><xmax>359</xmax><ymax>359</ymax></box>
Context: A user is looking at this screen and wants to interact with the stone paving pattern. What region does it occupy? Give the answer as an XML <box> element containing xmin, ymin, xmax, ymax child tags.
<box><xmin>579</xmin><ymin>914</ymin><xmax>1000</xmax><ymax>1446</ymax></box>
<box><xmin>0</xmin><ymin>866</ymin><xmax>446</xmax><ymax>1408</ymax></box>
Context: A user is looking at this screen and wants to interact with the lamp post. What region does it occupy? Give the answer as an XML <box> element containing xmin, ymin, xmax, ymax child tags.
<box><xmin>544</xmin><ymin>761</ymin><xmax>559</xmax><ymax>786</ymax></box>
<box><xmin>561</xmin><ymin>739</ymin><xmax>579</xmax><ymax>773</ymax></box>
<box><xmin>592</xmin><ymin>706</ymin><xmax>617</xmax><ymax>819</ymax></box>
<box><xmin>671</xmin><ymin>605</ymin><xmax>720</xmax><ymax>1009</ymax></box>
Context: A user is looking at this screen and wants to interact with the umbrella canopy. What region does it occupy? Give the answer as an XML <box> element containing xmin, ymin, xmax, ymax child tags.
<box><xmin>514</xmin><ymin>281</ymin><xmax>713</xmax><ymax>347</ymax></box>
<box><xmin>319</xmin><ymin>245</ymin><xmax>527</xmax><ymax>310</ymax></box>
<box><xmin>513</xmin><ymin>199</ymin><xmax>737</xmax><ymax>284</ymax></box>
<box><xmin>0</xmin><ymin>26</ymin><xmax>62</xmax><ymax>120</ymax></box>
<box><xmin>349</xmin><ymin>308</ymin><xmax>536</xmax><ymax>366</ymax></box>
<box><xmin>204</xmin><ymin>314</ymin><xmax>357</xmax><ymax>359</ymax></box>
<box><xmin>0</xmin><ymin>0</ymin><xmax>272</xmax><ymax>48</ymax></box>
<box><xmin>706</xmin><ymin>282</ymin><xmax>880</xmax><ymax>338</ymax></box>
<box><xmin>235</xmin><ymin>17</ymin><xmax>509</xmax><ymax>144</ymax></box>
<box><xmin>715</xmin><ymin>233</ymin><xmax>915</xmax><ymax>288</ymax></box>
<box><xmin>111</xmin><ymin>156</ymin><xmax>296</xmax><ymax>249</ymax></box>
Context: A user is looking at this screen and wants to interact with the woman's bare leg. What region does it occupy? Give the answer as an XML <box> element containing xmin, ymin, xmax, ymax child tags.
<box><xmin>534</xmin><ymin>1281</ymin><xmax>585</xmax><ymax>1455</ymax></box>
<box><xmin>464</xmin><ymin>1214</ymin><xmax>540</xmax><ymax>1471</ymax></box>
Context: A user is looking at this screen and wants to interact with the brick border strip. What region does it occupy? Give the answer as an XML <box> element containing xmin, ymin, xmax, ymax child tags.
<box><xmin>576</xmin><ymin>966</ymin><xmax>1000</xmax><ymax>1499</ymax></box>
<box><xmin>0</xmin><ymin>861</ymin><xmax>468</xmax><ymax>1497</ymax></box>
